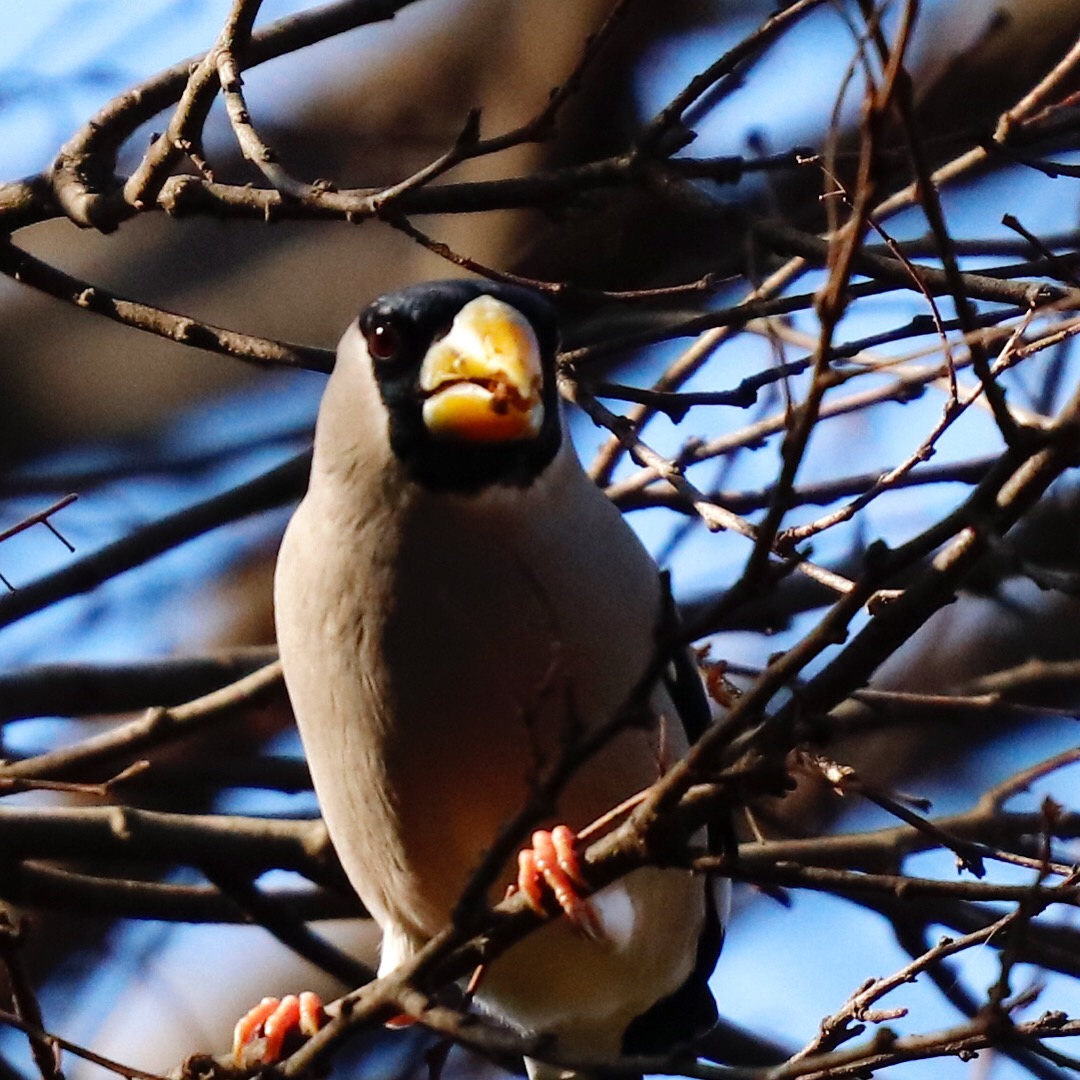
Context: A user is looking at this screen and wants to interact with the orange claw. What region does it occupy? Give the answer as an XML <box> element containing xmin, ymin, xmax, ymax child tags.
<box><xmin>260</xmin><ymin>995</ymin><xmax>300</xmax><ymax>1064</ymax></box>
<box><xmin>233</xmin><ymin>998</ymin><xmax>278</xmax><ymax>1062</ymax></box>
<box><xmin>297</xmin><ymin>992</ymin><xmax>326</xmax><ymax>1037</ymax></box>
<box><xmin>516</xmin><ymin>825</ymin><xmax>603</xmax><ymax>940</ymax></box>
<box><xmin>233</xmin><ymin>991</ymin><xmax>326</xmax><ymax>1065</ymax></box>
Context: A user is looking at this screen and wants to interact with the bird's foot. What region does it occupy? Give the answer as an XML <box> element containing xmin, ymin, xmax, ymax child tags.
<box><xmin>516</xmin><ymin>825</ymin><xmax>603</xmax><ymax>940</ymax></box>
<box><xmin>232</xmin><ymin>992</ymin><xmax>326</xmax><ymax>1065</ymax></box>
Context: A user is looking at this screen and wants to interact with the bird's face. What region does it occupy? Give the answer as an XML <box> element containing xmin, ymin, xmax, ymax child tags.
<box><xmin>352</xmin><ymin>281</ymin><xmax>563</xmax><ymax>493</ymax></box>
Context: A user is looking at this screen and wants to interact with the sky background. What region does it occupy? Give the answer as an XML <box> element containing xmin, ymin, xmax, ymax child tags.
<box><xmin>1</xmin><ymin>3</ymin><xmax>1079</xmax><ymax>1079</ymax></box>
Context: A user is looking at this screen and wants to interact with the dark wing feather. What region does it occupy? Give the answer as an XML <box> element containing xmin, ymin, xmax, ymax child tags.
<box><xmin>621</xmin><ymin>629</ymin><xmax>727</xmax><ymax>1056</ymax></box>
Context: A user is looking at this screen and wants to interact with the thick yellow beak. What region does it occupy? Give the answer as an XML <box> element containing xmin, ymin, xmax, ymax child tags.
<box><xmin>419</xmin><ymin>295</ymin><xmax>545</xmax><ymax>443</ymax></box>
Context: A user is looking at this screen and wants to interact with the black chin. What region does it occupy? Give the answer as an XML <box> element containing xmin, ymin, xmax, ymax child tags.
<box><xmin>387</xmin><ymin>409</ymin><xmax>562</xmax><ymax>493</ymax></box>
<box><xmin>359</xmin><ymin>280</ymin><xmax>564</xmax><ymax>493</ymax></box>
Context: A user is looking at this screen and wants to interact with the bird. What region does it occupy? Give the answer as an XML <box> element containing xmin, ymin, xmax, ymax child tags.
<box><xmin>237</xmin><ymin>280</ymin><xmax>728</xmax><ymax>1079</ymax></box>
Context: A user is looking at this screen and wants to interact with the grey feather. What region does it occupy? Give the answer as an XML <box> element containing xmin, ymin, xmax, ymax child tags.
<box><xmin>274</xmin><ymin>288</ymin><xmax>726</xmax><ymax>1079</ymax></box>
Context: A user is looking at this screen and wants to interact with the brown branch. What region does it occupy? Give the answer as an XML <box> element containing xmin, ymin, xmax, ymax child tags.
<box><xmin>0</xmin><ymin>1008</ymin><xmax>167</xmax><ymax>1080</ymax></box>
<box><xmin>204</xmin><ymin>866</ymin><xmax>374</xmax><ymax>986</ymax></box>
<box><xmin>638</xmin><ymin>0</ymin><xmax>829</xmax><ymax>153</ymax></box>
<box><xmin>602</xmin><ymin>308</ymin><xmax>1067</xmax><ymax>503</ymax></box>
<box><xmin>747</xmin><ymin>216</ymin><xmax>1068</xmax><ymax>312</ymax></box>
<box><xmin>614</xmin><ymin>456</ymin><xmax>998</xmax><ymax>516</ymax></box>
<box><xmin>862</xmin><ymin>6</ymin><xmax>1022</xmax><ymax>450</ymax></box>
<box><xmin>0</xmin><ymin>915</ymin><xmax>60</xmax><ymax>1080</ymax></box>
<box><xmin>712</xmin><ymin>858</ymin><xmax>1080</xmax><ymax>910</ymax></box>
<box><xmin>213</xmin><ymin>1</ymin><xmax>319</xmax><ymax>201</ymax></box>
<box><xmin>0</xmin><ymin>240</ymin><xmax>333</xmax><ymax>372</ymax></box>
<box><xmin>572</xmin><ymin>387</ymin><xmax>760</xmax><ymax>541</ymax></box>
<box><xmin>0</xmin><ymin>494</ymin><xmax>78</xmax><ymax>548</ymax></box>
<box><xmin>0</xmin><ymin>494</ymin><xmax>78</xmax><ymax>592</ymax></box>
<box><xmin>734</xmin><ymin>803</ymin><xmax>1080</xmax><ymax>877</ymax></box>
<box><xmin>623</xmin><ymin>386</ymin><xmax>1080</xmax><ymax>847</ymax></box>
<box><xmin>386</xmin><ymin>213</ymin><xmax>725</xmax><ymax>302</ymax></box>
<box><xmin>794</xmin><ymin>909</ymin><xmax>1014</xmax><ymax>1062</ymax></box>
<box><xmin>38</xmin><ymin>0</ymin><xmax>427</xmax><ymax>233</ymax></box>
<box><xmin>0</xmin><ymin>806</ymin><xmax>338</xmax><ymax>883</ymax></box>
<box><xmin>6</xmin><ymin>863</ymin><xmax>358</xmax><ymax>923</ymax></box>
<box><xmin>733</xmin><ymin>0</ymin><xmax>917</xmax><ymax>594</ymax></box>
<box><xmin>0</xmin><ymin>648</ymin><xmax>278</xmax><ymax>722</ymax></box>
<box><xmin>0</xmin><ymin>660</ymin><xmax>284</xmax><ymax>785</ymax></box>
<box><xmin>776</xmin><ymin>313</ymin><xmax>1036</xmax><ymax>547</ymax></box>
<box><xmin>571</xmin><ymin>385</ymin><xmax>859</xmax><ymax>597</ymax></box>
<box><xmin>995</xmin><ymin>33</ymin><xmax>1080</xmax><ymax>142</ymax></box>
<box><xmin>0</xmin><ymin>451</ymin><xmax>309</xmax><ymax>631</ymax></box>
<box><xmin>123</xmin><ymin>0</ymin><xmax>265</xmax><ymax>211</ymax></box>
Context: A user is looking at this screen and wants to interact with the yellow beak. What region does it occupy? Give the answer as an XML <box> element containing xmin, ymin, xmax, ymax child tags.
<box><xmin>419</xmin><ymin>295</ymin><xmax>545</xmax><ymax>443</ymax></box>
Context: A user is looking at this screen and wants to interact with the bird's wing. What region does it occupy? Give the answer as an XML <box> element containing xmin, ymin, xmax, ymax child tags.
<box><xmin>622</xmin><ymin>588</ymin><xmax>728</xmax><ymax>1056</ymax></box>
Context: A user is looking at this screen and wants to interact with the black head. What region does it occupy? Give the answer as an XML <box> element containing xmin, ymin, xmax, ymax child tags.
<box><xmin>355</xmin><ymin>280</ymin><xmax>563</xmax><ymax>493</ymax></box>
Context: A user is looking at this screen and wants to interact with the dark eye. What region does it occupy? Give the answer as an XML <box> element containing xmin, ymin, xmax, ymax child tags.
<box><xmin>366</xmin><ymin>320</ymin><xmax>402</xmax><ymax>362</ymax></box>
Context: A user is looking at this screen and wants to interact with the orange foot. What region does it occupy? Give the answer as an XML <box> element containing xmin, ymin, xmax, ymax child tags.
<box><xmin>516</xmin><ymin>825</ymin><xmax>602</xmax><ymax>940</ymax></box>
<box><xmin>232</xmin><ymin>991</ymin><xmax>326</xmax><ymax>1065</ymax></box>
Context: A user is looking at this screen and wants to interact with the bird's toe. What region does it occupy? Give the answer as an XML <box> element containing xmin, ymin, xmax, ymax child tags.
<box><xmin>232</xmin><ymin>991</ymin><xmax>326</xmax><ymax>1065</ymax></box>
<box><xmin>516</xmin><ymin>826</ymin><xmax>604</xmax><ymax>941</ymax></box>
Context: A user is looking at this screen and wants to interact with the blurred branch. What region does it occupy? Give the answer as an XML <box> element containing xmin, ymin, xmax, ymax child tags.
<box><xmin>0</xmin><ymin>660</ymin><xmax>283</xmax><ymax>784</ymax></box>
<box><xmin>0</xmin><ymin>452</ymin><xmax>308</xmax><ymax>631</ymax></box>
<box><xmin>0</xmin><ymin>913</ymin><xmax>60</xmax><ymax>1080</ymax></box>
<box><xmin>0</xmin><ymin>240</ymin><xmax>333</xmax><ymax>373</ymax></box>
<box><xmin>0</xmin><ymin>648</ymin><xmax>278</xmax><ymax>721</ymax></box>
<box><xmin>0</xmin><ymin>805</ymin><xmax>338</xmax><ymax>882</ymax></box>
<box><xmin>2</xmin><ymin>2</ymin><xmax>1080</xmax><ymax>1078</ymax></box>
<box><xmin>6</xmin><ymin>863</ymin><xmax>357</xmax><ymax>924</ymax></box>
<box><xmin>205</xmin><ymin>866</ymin><xmax>374</xmax><ymax>985</ymax></box>
<box><xmin>0</xmin><ymin>1007</ymin><xmax>167</xmax><ymax>1080</ymax></box>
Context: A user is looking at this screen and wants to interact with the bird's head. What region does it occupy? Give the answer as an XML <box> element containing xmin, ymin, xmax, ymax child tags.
<box><xmin>330</xmin><ymin>280</ymin><xmax>564</xmax><ymax>493</ymax></box>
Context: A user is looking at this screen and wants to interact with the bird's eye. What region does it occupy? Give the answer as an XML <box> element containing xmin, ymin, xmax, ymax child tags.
<box><xmin>366</xmin><ymin>320</ymin><xmax>402</xmax><ymax>362</ymax></box>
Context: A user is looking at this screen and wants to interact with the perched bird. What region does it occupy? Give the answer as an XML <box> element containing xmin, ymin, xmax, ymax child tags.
<box><xmin>241</xmin><ymin>280</ymin><xmax>727</xmax><ymax>1079</ymax></box>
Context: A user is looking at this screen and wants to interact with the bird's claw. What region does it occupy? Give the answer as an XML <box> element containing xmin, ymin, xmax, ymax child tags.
<box><xmin>232</xmin><ymin>991</ymin><xmax>326</xmax><ymax>1065</ymax></box>
<box><xmin>516</xmin><ymin>825</ymin><xmax>603</xmax><ymax>940</ymax></box>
